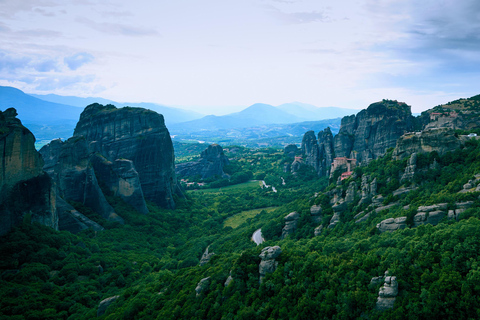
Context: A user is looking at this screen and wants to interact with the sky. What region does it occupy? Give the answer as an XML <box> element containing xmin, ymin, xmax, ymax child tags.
<box><xmin>1</xmin><ymin>0</ymin><xmax>479</xmax><ymax>115</ymax></box>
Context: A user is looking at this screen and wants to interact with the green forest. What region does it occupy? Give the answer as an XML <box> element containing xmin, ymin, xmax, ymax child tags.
<box><xmin>2</xmin><ymin>138</ymin><xmax>480</xmax><ymax>319</ymax></box>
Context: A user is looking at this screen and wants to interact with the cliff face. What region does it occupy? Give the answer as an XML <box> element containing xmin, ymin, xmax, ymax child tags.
<box><xmin>318</xmin><ymin>127</ymin><xmax>335</xmax><ymax>172</ymax></box>
<box><xmin>40</xmin><ymin>137</ymin><xmax>124</xmax><ymax>225</ymax></box>
<box><xmin>393</xmin><ymin>128</ymin><xmax>467</xmax><ymax>160</ymax></box>
<box><xmin>334</xmin><ymin>100</ymin><xmax>414</xmax><ymax>163</ymax></box>
<box><xmin>0</xmin><ymin>108</ymin><xmax>57</xmax><ymax>235</ymax></box>
<box><xmin>73</xmin><ymin>104</ymin><xmax>178</xmax><ymax>209</ymax></box>
<box><xmin>301</xmin><ymin>131</ymin><xmax>320</xmax><ymax>173</ymax></box>
<box><xmin>176</xmin><ymin>144</ymin><xmax>229</xmax><ymax>180</ymax></box>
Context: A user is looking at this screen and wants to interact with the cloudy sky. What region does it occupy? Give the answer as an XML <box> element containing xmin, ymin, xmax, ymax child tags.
<box><xmin>1</xmin><ymin>0</ymin><xmax>479</xmax><ymax>114</ymax></box>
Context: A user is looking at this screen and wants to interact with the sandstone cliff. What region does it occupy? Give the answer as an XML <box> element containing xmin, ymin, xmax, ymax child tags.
<box><xmin>334</xmin><ymin>100</ymin><xmax>415</xmax><ymax>163</ymax></box>
<box><xmin>0</xmin><ymin>108</ymin><xmax>57</xmax><ymax>235</ymax></box>
<box><xmin>73</xmin><ymin>104</ymin><xmax>178</xmax><ymax>209</ymax></box>
<box><xmin>176</xmin><ymin>144</ymin><xmax>229</xmax><ymax>180</ymax></box>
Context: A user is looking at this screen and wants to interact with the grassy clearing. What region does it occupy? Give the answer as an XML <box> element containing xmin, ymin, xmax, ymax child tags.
<box><xmin>187</xmin><ymin>180</ymin><xmax>261</xmax><ymax>194</ymax></box>
<box><xmin>224</xmin><ymin>206</ymin><xmax>277</xmax><ymax>229</ymax></box>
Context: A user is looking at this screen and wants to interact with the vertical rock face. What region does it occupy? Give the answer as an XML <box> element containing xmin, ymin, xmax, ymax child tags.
<box><xmin>284</xmin><ymin>144</ymin><xmax>298</xmax><ymax>158</ymax></box>
<box><xmin>40</xmin><ymin>137</ymin><xmax>123</xmax><ymax>225</ymax></box>
<box><xmin>318</xmin><ymin>127</ymin><xmax>335</xmax><ymax>172</ymax></box>
<box><xmin>175</xmin><ymin>144</ymin><xmax>229</xmax><ymax>180</ymax></box>
<box><xmin>0</xmin><ymin>108</ymin><xmax>57</xmax><ymax>235</ymax></box>
<box><xmin>334</xmin><ymin>100</ymin><xmax>414</xmax><ymax>163</ymax></box>
<box><xmin>301</xmin><ymin>131</ymin><xmax>320</xmax><ymax>173</ymax></box>
<box><xmin>333</xmin><ymin>115</ymin><xmax>356</xmax><ymax>158</ymax></box>
<box><xmin>90</xmin><ymin>154</ymin><xmax>148</xmax><ymax>215</ymax></box>
<box><xmin>73</xmin><ymin>104</ymin><xmax>177</xmax><ymax>209</ymax></box>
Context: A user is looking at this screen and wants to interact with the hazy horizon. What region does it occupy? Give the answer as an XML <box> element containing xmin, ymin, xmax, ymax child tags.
<box><xmin>1</xmin><ymin>0</ymin><xmax>479</xmax><ymax>115</ymax></box>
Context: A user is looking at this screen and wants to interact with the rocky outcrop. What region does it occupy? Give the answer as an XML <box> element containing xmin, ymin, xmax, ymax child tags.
<box><xmin>259</xmin><ymin>246</ymin><xmax>282</xmax><ymax>283</ymax></box>
<box><xmin>376</xmin><ymin>274</ymin><xmax>398</xmax><ymax>311</ymax></box>
<box><xmin>377</xmin><ymin>217</ymin><xmax>407</xmax><ymax>233</ymax></box>
<box><xmin>334</xmin><ymin>100</ymin><xmax>414</xmax><ymax>163</ymax></box>
<box><xmin>414</xmin><ymin>203</ymin><xmax>447</xmax><ymax>227</ymax></box>
<box><xmin>393</xmin><ymin>128</ymin><xmax>465</xmax><ymax>160</ymax></box>
<box><xmin>0</xmin><ymin>108</ymin><xmax>57</xmax><ymax>235</ymax></box>
<box><xmin>284</xmin><ymin>144</ymin><xmax>298</xmax><ymax>158</ymax></box>
<box><xmin>301</xmin><ymin>131</ymin><xmax>320</xmax><ymax>173</ymax></box>
<box><xmin>176</xmin><ymin>144</ymin><xmax>229</xmax><ymax>180</ymax></box>
<box><xmin>318</xmin><ymin>127</ymin><xmax>335</xmax><ymax>171</ymax></box>
<box><xmin>40</xmin><ymin>137</ymin><xmax>124</xmax><ymax>226</ymax></box>
<box><xmin>199</xmin><ymin>246</ymin><xmax>215</xmax><ymax>266</ymax></box>
<box><xmin>97</xmin><ymin>295</ymin><xmax>120</xmax><ymax>317</ymax></box>
<box><xmin>195</xmin><ymin>277</ymin><xmax>211</xmax><ymax>296</ymax></box>
<box><xmin>401</xmin><ymin>153</ymin><xmax>417</xmax><ymax>182</ymax></box>
<box><xmin>314</xmin><ymin>225</ymin><xmax>323</xmax><ymax>236</ymax></box>
<box><xmin>90</xmin><ymin>154</ymin><xmax>148</xmax><ymax>214</ymax></box>
<box><xmin>281</xmin><ymin>211</ymin><xmax>300</xmax><ymax>239</ymax></box>
<box><xmin>310</xmin><ymin>205</ymin><xmax>322</xmax><ymax>224</ymax></box>
<box><xmin>448</xmin><ymin>201</ymin><xmax>474</xmax><ymax>221</ymax></box>
<box><xmin>73</xmin><ymin>103</ymin><xmax>178</xmax><ymax>209</ymax></box>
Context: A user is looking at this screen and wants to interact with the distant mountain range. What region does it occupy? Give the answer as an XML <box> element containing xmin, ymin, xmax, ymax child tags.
<box><xmin>0</xmin><ymin>85</ymin><xmax>359</xmax><ymax>148</ymax></box>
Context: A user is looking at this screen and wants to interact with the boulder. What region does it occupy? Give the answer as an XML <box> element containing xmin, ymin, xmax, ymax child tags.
<box><xmin>97</xmin><ymin>295</ymin><xmax>120</xmax><ymax>317</ymax></box>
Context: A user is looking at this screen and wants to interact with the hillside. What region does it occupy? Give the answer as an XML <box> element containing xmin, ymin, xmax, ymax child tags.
<box><xmin>1</xmin><ymin>95</ymin><xmax>480</xmax><ymax>319</ymax></box>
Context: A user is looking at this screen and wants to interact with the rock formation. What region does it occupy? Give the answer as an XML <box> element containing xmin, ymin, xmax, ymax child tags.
<box><xmin>301</xmin><ymin>131</ymin><xmax>320</xmax><ymax>173</ymax></box>
<box><xmin>413</xmin><ymin>203</ymin><xmax>447</xmax><ymax>227</ymax></box>
<box><xmin>195</xmin><ymin>277</ymin><xmax>211</xmax><ymax>296</ymax></box>
<box><xmin>284</xmin><ymin>144</ymin><xmax>298</xmax><ymax>158</ymax></box>
<box><xmin>40</xmin><ymin>137</ymin><xmax>124</xmax><ymax>225</ymax></box>
<box><xmin>310</xmin><ymin>205</ymin><xmax>323</xmax><ymax>224</ymax></box>
<box><xmin>314</xmin><ymin>225</ymin><xmax>324</xmax><ymax>236</ymax></box>
<box><xmin>393</xmin><ymin>128</ymin><xmax>465</xmax><ymax>160</ymax></box>
<box><xmin>401</xmin><ymin>153</ymin><xmax>417</xmax><ymax>182</ymax></box>
<box><xmin>334</xmin><ymin>100</ymin><xmax>414</xmax><ymax>163</ymax></box>
<box><xmin>0</xmin><ymin>108</ymin><xmax>57</xmax><ymax>235</ymax></box>
<box><xmin>281</xmin><ymin>211</ymin><xmax>300</xmax><ymax>239</ymax></box>
<box><xmin>199</xmin><ymin>246</ymin><xmax>215</xmax><ymax>266</ymax></box>
<box><xmin>73</xmin><ymin>103</ymin><xmax>178</xmax><ymax>209</ymax></box>
<box><xmin>97</xmin><ymin>295</ymin><xmax>120</xmax><ymax>317</ymax></box>
<box><xmin>377</xmin><ymin>217</ymin><xmax>407</xmax><ymax>233</ymax></box>
<box><xmin>175</xmin><ymin>144</ymin><xmax>229</xmax><ymax>180</ymax></box>
<box><xmin>259</xmin><ymin>246</ymin><xmax>282</xmax><ymax>283</ymax></box>
<box><xmin>376</xmin><ymin>275</ymin><xmax>399</xmax><ymax>311</ymax></box>
<box><xmin>317</xmin><ymin>127</ymin><xmax>335</xmax><ymax>173</ymax></box>
<box><xmin>90</xmin><ymin>154</ymin><xmax>148</xmax><ymax>214</ymax></box>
